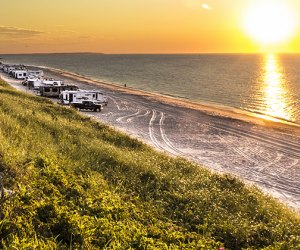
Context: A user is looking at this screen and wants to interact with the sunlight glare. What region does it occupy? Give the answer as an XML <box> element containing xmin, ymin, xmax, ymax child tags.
<box><xmin>243</xmin><ymin>1</ymin><xmax>297</xmax><ymax>45</ymax></box>
<box><xmin>262</xmin><ymin>54</ymin><xmax>292</xmax><ymax>121</ymax></box>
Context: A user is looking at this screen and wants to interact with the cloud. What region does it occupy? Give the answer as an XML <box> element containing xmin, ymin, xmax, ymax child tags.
<box><xmin>78</xmin><ymin>35</ymin><xmax>92</xmax><ymax>39</ymax></box>
<box><xmin>55</xmin><ymin>25</ymin><xmax>68</xmax><ymax>28</ymax></box>
<box><xmin>182</xmin><ymin>1</ymin><xmax>213</xmax><ymax>11</ymax></box>
<box><xmin>201</xmin><ymin>3</ymin><xmax>212</xmax><ymax>10</ymax></box>
<box><xmin>0</xmin><ymin>26</ymin><xmax>45</xmax><ymax>38</ymax></box>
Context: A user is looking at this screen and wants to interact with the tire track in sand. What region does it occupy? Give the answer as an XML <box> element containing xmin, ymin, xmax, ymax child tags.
<box><xmin>149</xmin><ymin>110</ymin><xmax>186</xmax><ymax>155</ymax></box>
<box><xmin>127</xmin><ymin>110</ymin><xmax>150</xmax><ymax>122</ymax></box>
<box><xmin>108</xmin><ymin>96</ymin><xmax>127</xmax><ymax>111</ymax></box>
<box><xmin>149</xmin><ymin>110</ymin><xmax>166</xmax><ymax>151</ymax></box>
<box><xmin>159</xmin><ymin>112</ymin><xmax>187</xmax><ymax>156</ymax></box>
<box><xmin>116</xmin><ymin>109</ymin><xmax>141</xmax><ymax>123</ymax></box>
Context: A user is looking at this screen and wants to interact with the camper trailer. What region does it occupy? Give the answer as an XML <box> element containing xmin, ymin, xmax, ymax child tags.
<box><xmin>42</xmin><ymin>79</ymin><xmax>64</xmax><ymax>86</ymax></box>
<box><xmin>25</xmin><ymin>77</ymin><xmax>66</xmax><ymax>91</ymax></box>
<box><xmin>39</xmin><ymin>85</ymin><xmax>79</xmax><ymax>98</ymax></box>
<box><xmin>27</xmin><ymin>70</ymin><xmax>44</xmax><ymax>78</ymax></box>
<box><xmin>13</xmin><ymin>70</ymin><xmax>28</xmax><ymax>79</ymax></box>
<box><xmin>25</xmin><ymin>78</ymin><xmax>43</xmax><ymax>90</ymax></box>
<box><xmin>60</xmin><ymin>90</ymin><xmax>108</xmax><ymax>105</ymax></box>
<box><xmin>7</xmin><ymin>66</ymin><xmax>16</xmax><ymax>75</ymax></box>
<box><xmin>3</xmin><ymin>65</ymin><xmax>17</xmax><ymax>73</ymax></box>
<box><xmin>3</xmin><ymin>65</ymin><xmax>10</xmax><ymax>73</ymax></box>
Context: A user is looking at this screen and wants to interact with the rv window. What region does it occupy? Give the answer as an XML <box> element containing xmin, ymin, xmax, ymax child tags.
<box><xmin>44</xmin><ymin>88</ymin><xmax>50</xmax><ymax>92</ymax></box>
<box><xmin>93</xmin><ymin>94</ymin><xmax>96</xmax><ymax>98</ymax></box>
<box><xmin>52</xmin><ymin>88</ymin><xmax>58</xmax><ymax>92</ymax></box>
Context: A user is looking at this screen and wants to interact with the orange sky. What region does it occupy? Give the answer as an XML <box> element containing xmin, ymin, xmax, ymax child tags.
<box><xmin>0</xmin><ymin>0</ymin><xmax>300</xmax><ymax>54</ymax></box>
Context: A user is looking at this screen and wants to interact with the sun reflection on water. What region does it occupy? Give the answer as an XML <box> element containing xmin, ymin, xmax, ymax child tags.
<box><xmin>262</xmin><ymin>54</ymin><xmax>292</xmax><ymax>121</ymax></box>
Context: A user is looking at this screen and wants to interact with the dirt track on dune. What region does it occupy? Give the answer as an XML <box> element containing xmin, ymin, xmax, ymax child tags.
<box><xmin>2</xmin><ymin>69</ymin><xmax>300</xmax><ymax>211</ymax></box>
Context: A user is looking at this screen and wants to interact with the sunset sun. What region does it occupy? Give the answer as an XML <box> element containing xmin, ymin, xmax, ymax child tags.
<box><xmin>243</xmin><ymin>1</ymin><xmax>297</xmax><ymax>45</ymax></box>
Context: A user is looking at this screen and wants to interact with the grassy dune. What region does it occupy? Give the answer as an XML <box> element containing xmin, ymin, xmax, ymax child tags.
<box><xmin>0</xmin><ymin>78</ymin><xmax>299</xmax><ymax>249</ymax></box>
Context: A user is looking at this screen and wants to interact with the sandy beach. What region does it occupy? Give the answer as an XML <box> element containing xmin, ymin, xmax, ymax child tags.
<box><xmin>2</xmin><ymin>68</ymin><xmax>300</xmax><ymax>212</ymax></box>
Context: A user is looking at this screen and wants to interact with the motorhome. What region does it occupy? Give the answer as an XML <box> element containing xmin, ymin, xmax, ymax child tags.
<box><xmin>39</xmin><ymin>85</ymin><xmax>79</xmax><ymax>98</ymax></box>
<box><xmin>60</xmin><ymin>90</ymin><xmax>108</xmax><ymax>105</ymax></box>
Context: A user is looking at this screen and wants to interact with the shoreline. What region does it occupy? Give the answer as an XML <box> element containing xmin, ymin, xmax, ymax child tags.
<box><xmin>39</xmin><ymin>65</ymin><xmax>300</xmax><ymax>134</ymax></box>
<box><xmin>2</xmin><ymin>59</ymin><xmax>300</xmax><ymax>131</ymax></box>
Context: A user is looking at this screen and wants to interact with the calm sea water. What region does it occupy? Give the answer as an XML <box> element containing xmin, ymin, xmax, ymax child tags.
<box><xmin>1</xmin><ymin>53</ymin><xmax>300</xmax><ymax>123</ymax></box>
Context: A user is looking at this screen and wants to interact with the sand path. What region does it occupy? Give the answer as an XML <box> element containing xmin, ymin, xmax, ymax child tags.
<box><xmin>2</xmin><ymin>69</ymin><xmax>300</xmax><ymax>212</ymax></box>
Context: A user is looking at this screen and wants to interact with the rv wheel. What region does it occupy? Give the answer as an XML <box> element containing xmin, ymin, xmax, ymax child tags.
<box><xmin>95</xmin><ymin>108</ymin><xmax>101</xmax><ymax>112</ymax></box>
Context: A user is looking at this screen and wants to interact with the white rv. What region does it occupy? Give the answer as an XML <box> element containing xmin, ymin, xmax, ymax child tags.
<box><xmin>25</xmin><ymin>77</ymin><xmax>64</xmax><ymax>90</ymax></box>
<box><xmin>5</xmin><ymin>65</ymin><xmax>26</xmax><ymax>75</ymax></box>
<box><xmin>3</xmin><ymin>65</ymin><xmax>17</xmax><ymax>73</ymax></box>
<box><xmin>7</xmin><ymin>67</ymin><xmax>17</xmax><ymax>74</ymax></box>
<box><xmin>25</xmin><ymin>78</ymin><xmax>43</xmax><ymax>90</ymax></box>
<box><xmin>3</xmin><ymin>65</ymin><xmax>10</xmax><ymax>73</ymax></box>
<box><xmin>42</xmin><ymin>78</ymin><xmax>64</xmax><ymax>86</ymax></box>
<box><xmin>27</xmin><ymin>70</ymin><xmax>44</xmax><ymax>78</ymax></box>
<box><xmin>60</xmin><ymin>90</ymin><xmax>108</xmax><ymax>105</ymax></box>
<box><xmin>13</xmin><ymin>70</ymin><xmax>28</xmax><ymax>79</ymax></box>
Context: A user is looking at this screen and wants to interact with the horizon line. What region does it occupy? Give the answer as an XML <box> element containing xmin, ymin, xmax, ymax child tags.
<box><xmin>1</xmin><ymin>51</ymin><xmax>300</xmax><ymax>56</ymax></box>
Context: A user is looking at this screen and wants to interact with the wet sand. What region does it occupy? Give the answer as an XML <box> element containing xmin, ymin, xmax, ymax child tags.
<box><xmin>2</xmin><ymin>68</ymin><xmax>300</xmax><ymax>212</ymax></box>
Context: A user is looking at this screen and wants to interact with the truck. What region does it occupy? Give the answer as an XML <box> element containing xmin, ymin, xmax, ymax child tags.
<box><xmin>71</xmin><ymin>100</ymin><xmax>103</xmax><ymax>112</ymax></box>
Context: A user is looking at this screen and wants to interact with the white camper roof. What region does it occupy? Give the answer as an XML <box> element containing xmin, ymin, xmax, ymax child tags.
<box><xmin>62</xmin><ymin>89</ymin><xmax>104</xmax><ymax>94</ymax></box>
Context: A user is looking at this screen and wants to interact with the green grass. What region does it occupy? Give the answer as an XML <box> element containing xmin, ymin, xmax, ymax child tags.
<box><xmin>0</xmin><ymin>78</ymin><xmax>299</xmax><ymax>249</ymax></box>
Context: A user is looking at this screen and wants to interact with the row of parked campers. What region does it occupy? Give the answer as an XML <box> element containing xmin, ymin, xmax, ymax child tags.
<box><xmin>24</xmin><ymin>78</ymin><xmax>108</xmax><ymax>107</ymax></box>
<box><xmin>13</xmin><ymin>69</ymin><xmax>43</xmax><ymax>79</ymax></box>
<box><xmin>1</xmin><ymin>64</ymin><xmax>44</xmax><ymax>80</ymax></box>
<box><xmin>24</xmin><ymin>78</ymin><xmax>108</xmax><ymax>105</ymax></box>
<box><xmin>1</xmin><ymin>63</ymin><xmax>108</xmax><ymax>110</ymax></box>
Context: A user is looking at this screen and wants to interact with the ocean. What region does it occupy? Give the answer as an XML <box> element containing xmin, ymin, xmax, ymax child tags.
<box><xmin>1</xmin><ymin>53</ymin><xmax>300</xmax><ymax>123</ymax></box>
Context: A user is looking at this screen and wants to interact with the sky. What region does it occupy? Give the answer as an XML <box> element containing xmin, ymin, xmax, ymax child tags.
<box><xmin>0</xmin><ymin>0</ymin><xmax>300</xmax><ymax>54</ymax></box>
